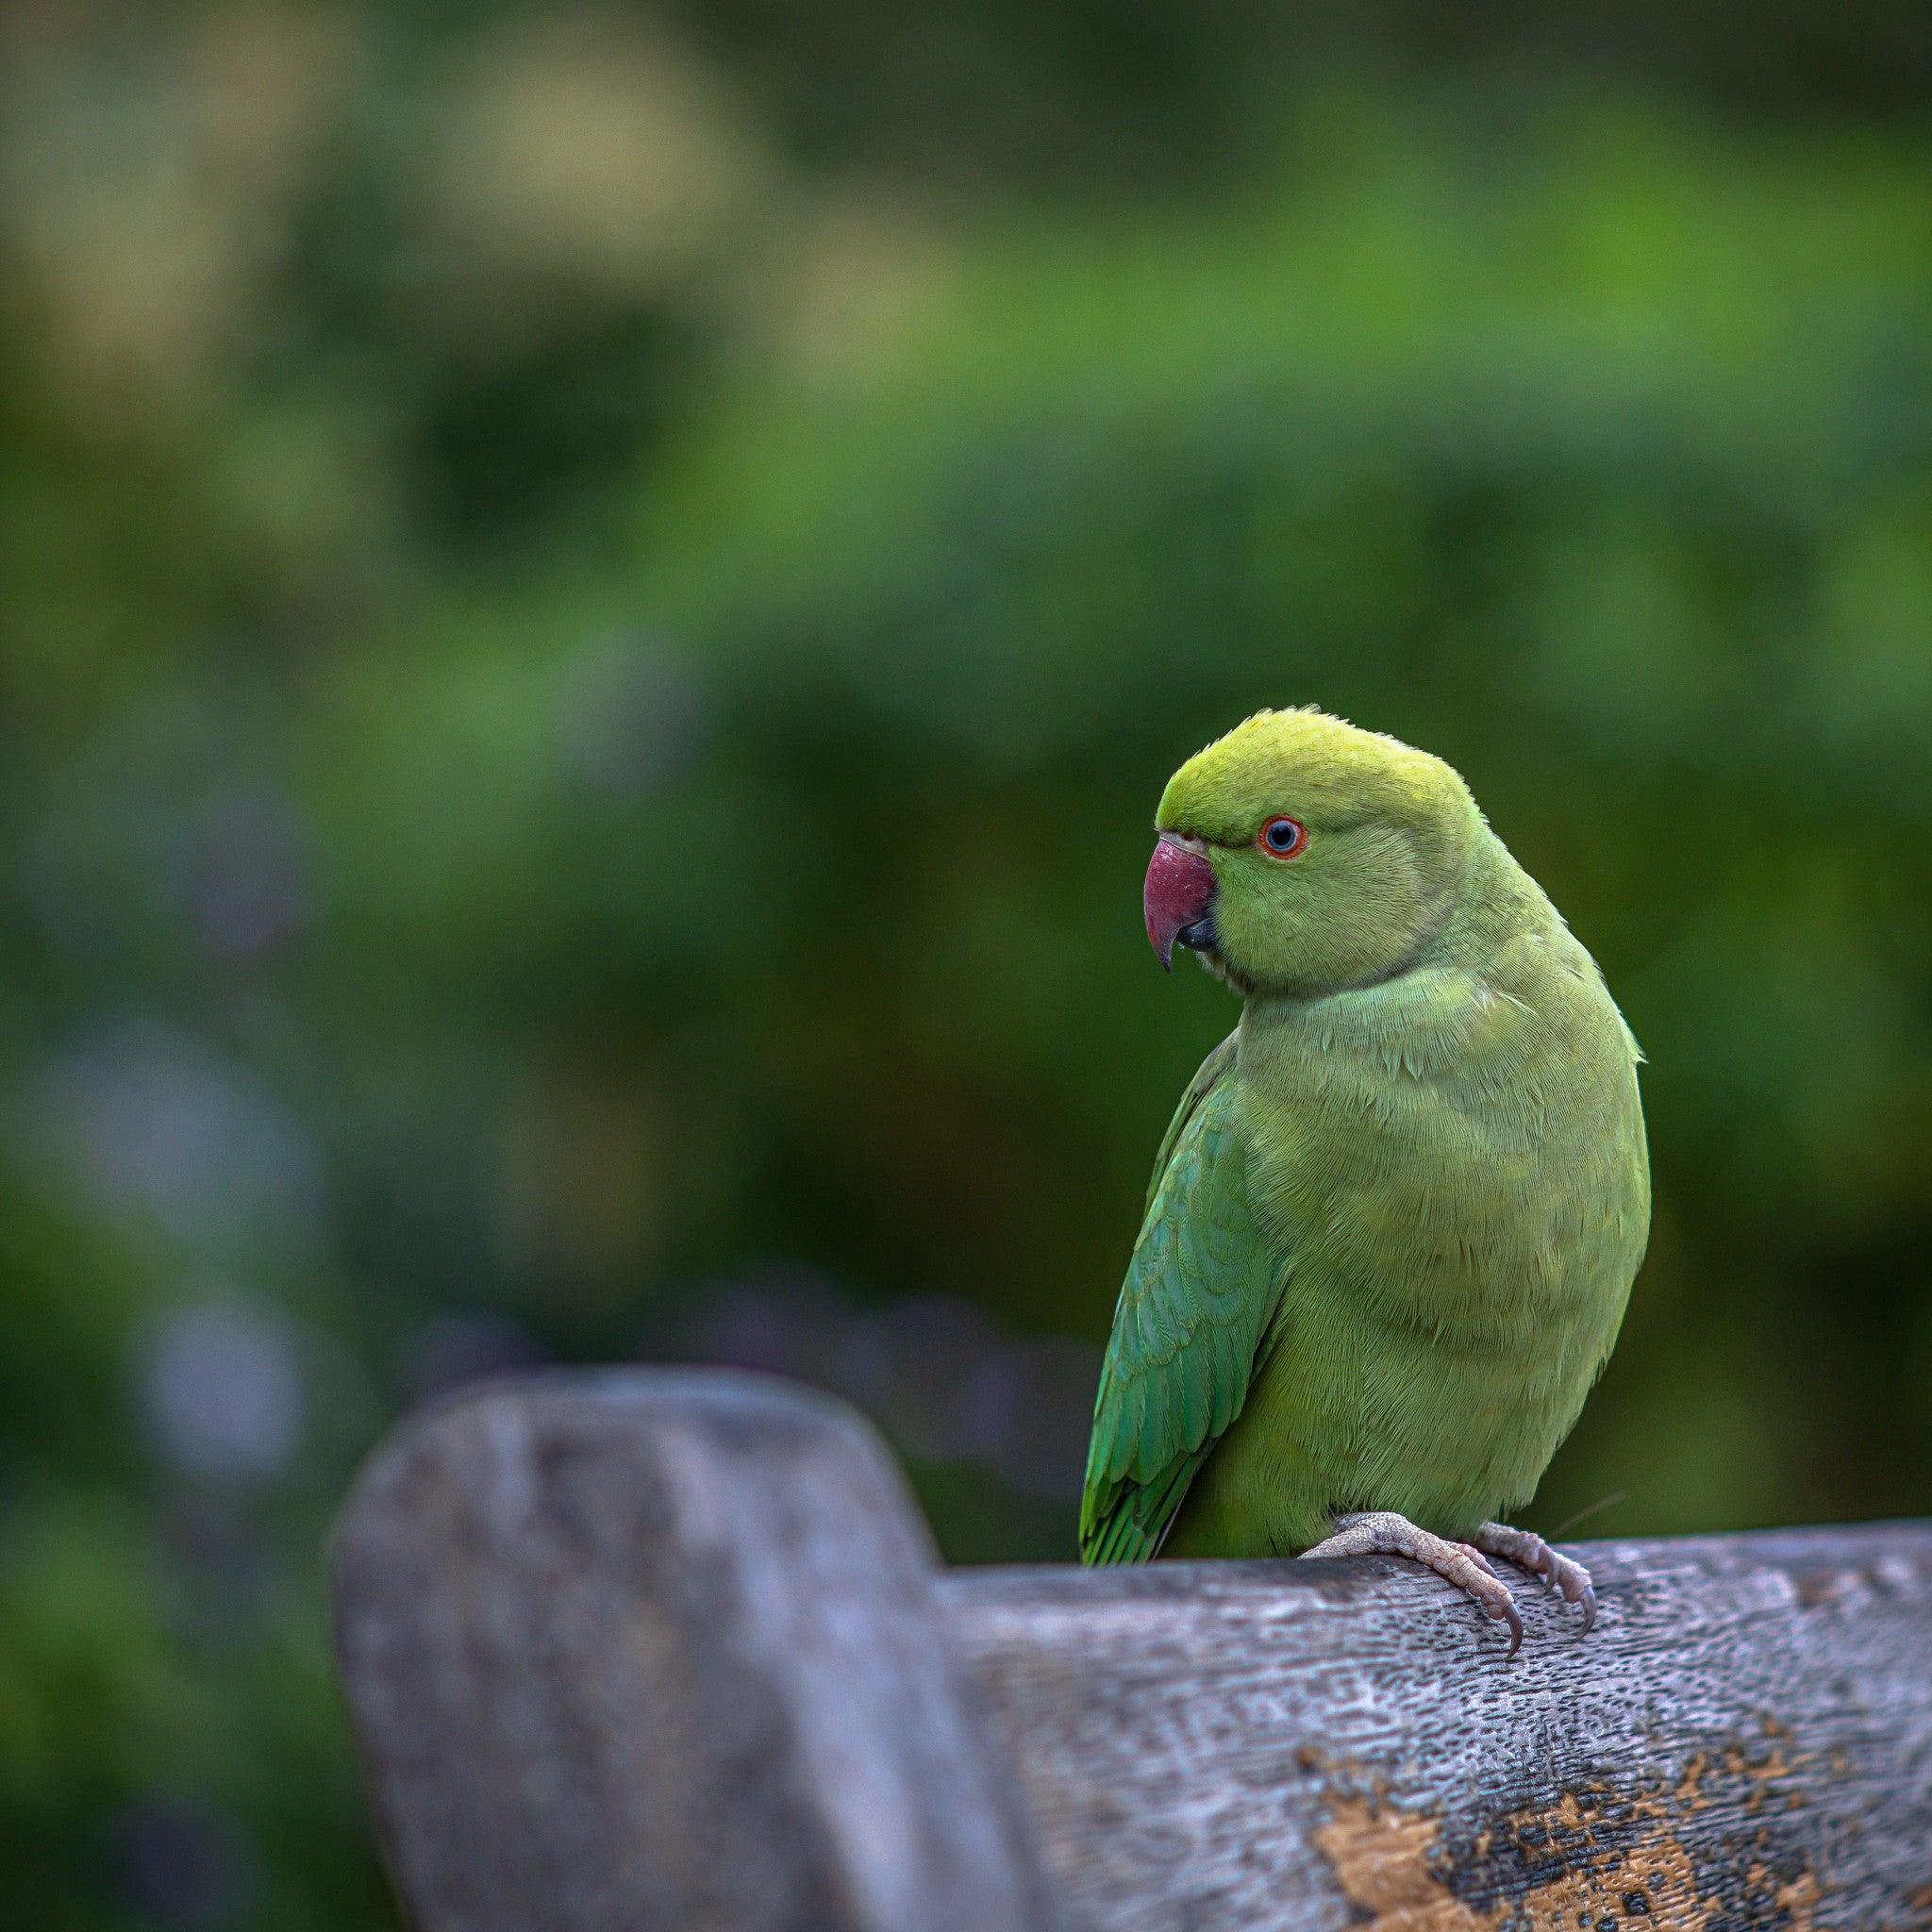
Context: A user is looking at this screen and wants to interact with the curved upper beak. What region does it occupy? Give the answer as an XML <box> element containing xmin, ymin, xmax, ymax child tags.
<box><xmin>1143</xmin><ymin>833</ymin><xmax>1218</xmax><ymax>971</ymax></box>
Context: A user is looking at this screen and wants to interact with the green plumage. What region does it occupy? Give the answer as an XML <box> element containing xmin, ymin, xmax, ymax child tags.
<box><xmin>1081</xmin><ymin>709</ymin><xmax>1649</xmax><ymax>1564</ymax></box>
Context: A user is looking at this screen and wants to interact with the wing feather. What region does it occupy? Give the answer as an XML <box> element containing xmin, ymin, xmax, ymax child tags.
<box><xmin>1079</xmin><ymin>1037</ymin><xmax>1287</xmax><ymax>1564</ymax></box>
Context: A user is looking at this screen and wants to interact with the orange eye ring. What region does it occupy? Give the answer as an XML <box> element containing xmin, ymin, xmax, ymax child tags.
<box><xmin>1257</xmin><ymin>814</ymin><xmax>1307</xmax><ymax>858</ymax></box>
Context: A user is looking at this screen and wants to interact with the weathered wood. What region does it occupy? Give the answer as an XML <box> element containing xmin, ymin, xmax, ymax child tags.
<box><xmin>331</xmin><ymin>1371</ymin><xmax>1063</xmax><ymax>1932</ymax></box>
<box><xmin>950</xmin><ymin>1527</ymin><xmax>1932</xmax><ymax>1930</ymax></box>
<box><xmin>334</xmin><ymin>1371</ymin><xmax>1932</xmax><ymax>1932</ymax></box>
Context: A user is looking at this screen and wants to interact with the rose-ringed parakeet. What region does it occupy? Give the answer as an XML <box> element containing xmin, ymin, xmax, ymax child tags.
<box><xmin>1080</xmin><ymin>708</ymin><xmax>1649</xmax><ymax>1652</ymax></box>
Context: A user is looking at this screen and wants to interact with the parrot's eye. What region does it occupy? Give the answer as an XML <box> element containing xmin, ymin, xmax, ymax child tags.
<box><xmin>1258</xmin><ymin>815</ymin><xmax>1307</xmax><ymax>858</ymax></box>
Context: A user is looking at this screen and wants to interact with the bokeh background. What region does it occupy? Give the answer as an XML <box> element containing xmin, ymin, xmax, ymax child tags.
<box><xmin>6</xmin><ymin>3</ymin><xmax>1932</xmax><ymax>1924</ymax></box>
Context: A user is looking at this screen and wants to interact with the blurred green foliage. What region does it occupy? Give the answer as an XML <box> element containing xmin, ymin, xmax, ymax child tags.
<box><xmin>4</xmin><ymin>5</ymin><xmax>1932</xmax><ymax>1927</ymax></box>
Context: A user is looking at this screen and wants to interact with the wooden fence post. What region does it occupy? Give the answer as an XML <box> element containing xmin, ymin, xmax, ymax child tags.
<box><xmin>332</xmin><ymin>1370</ymin><xmax>1063</xmax><ymax>1932</ymax></box>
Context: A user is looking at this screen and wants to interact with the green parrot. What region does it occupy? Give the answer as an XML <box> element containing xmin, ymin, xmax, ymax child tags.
<box><xmin>1080</xmin><ymin>708</ymin><xmax>1649</xmax><ymax>1652</ymax></box>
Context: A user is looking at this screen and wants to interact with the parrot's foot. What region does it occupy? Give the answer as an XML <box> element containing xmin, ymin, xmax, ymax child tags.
<box><xmin>1473</xmin><ymin>1522</ymin><xmax>1597</xmax><ymax>1632</ymax></box>
<box><xmin>1299</xmin><ymin>1511</ymin><xmax>1524</xmax><ymax>1658</ymax></box>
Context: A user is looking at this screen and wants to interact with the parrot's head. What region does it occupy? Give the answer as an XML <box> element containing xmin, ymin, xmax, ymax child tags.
<box><xmin>1144</xmin><ymin>708</ymin><xmax>1480</xmax><ymax>998</ymax></box>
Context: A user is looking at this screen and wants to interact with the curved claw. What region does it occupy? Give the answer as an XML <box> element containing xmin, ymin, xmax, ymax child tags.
<box><xmin>1493</xmin><ymin>1595</ymin><xmax>1525</xmax><ymax>1658</ymax></box>
<box><xmin>1576</xmin><ymin>1583</ymin><xmax>1598</xmax><ymax>1634</ymax></box>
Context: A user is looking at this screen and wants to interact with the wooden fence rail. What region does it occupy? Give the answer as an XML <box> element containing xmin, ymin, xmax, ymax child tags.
<box><xmin>331</xmin><ymin>1369</ymin><xmax>1932</xmax><ymax>1931</ymax></box>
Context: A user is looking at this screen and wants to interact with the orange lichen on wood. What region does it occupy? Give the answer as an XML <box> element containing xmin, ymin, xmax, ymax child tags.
<box><xmin>1311</xmin><ymin>1751</ymin><xmax>1824</xmax><ymax>1932</ymax></box>
<box><xmin>1310</xmin><ymin>1801</ymin><xmax>1487</xmax><ymax>1932</ymax></box>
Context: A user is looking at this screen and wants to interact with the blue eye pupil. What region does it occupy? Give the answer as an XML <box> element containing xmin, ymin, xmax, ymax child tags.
<box><xmin>1268</xmin><ymin>821</ymin><xmax>1297</xmax><ymax>850</ymax></box>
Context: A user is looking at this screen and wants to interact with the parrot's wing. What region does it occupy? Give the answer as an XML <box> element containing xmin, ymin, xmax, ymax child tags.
<box><xmin>1080</xmin><ymin>1049</ymin><xmax>1285</xmax><ymax>1565</ymax></box>
<box><xmin>1143</xmin><ymin>1029</ymin><xmax>1238</xmax><ymax>1217</ymax></box>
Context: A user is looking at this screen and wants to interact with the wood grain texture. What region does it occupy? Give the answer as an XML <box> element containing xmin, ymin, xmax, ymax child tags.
<box><xmin>331</xmin><ymin>1371</ymin><xmax>1062</xmax><ymax>1932</ymax></box>
<box><xmin>332</xmin><ymin>1371</ymin><xmax>1932</xmax><ymax>1932</ymax></box>
<box><xmin>947</xmin><ymin>1524</ymin><xmax>1932</xmax><ymax>1931</ymax></box>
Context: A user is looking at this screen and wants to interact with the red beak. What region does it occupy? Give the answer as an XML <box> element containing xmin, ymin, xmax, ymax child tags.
<box><xmin>1144</xmin><ymin>834</ymin><xmax>1218</xmax><ymax>971</ymax></box>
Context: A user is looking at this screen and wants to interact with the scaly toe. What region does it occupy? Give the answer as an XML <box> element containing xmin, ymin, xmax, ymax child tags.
<box><xmin>1539</xmin><ymin>1548</ymin><xmax>1597</xmax><ymax>1628</ymax></box>
<box><xmin>1473</xmin><ymin>1522</ymin><xmax>1597</xmax><ymax>1636</ymax></box>
<box><xmin>1547</xmin><ymin>1550</ymin><xmax>1590</xmax><ymax>1600</ymax></box>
